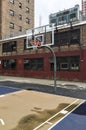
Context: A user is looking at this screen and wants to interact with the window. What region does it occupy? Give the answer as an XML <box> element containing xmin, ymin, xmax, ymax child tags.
<box><xmin>60</xmin><ymin>63</ymin><xmax>69</xmax><ymax>70</ymax></box>
<box><xmin>24</xmin><ymin>58</ymin><xmax>44</xmax><ymax>70</ymax></box>
<box><xmin>9</xmin><ymin>22</ymin><xmax>14</xmax><ymax>29</ymax></box>
<box><xmin>2</xmin><ymin>59</ymin><xmax>16</xmax><ymax>70</ymax></box>
<box><xmin>26</xmin><ymin>18</ymin><xmax>30</xmax><ymax>24</ymax></box>
<box><xmin>50</xmin><ymin>56</ymin><xmax>80</xmax><ymax>71</ymax></box>
<box><xmin>26</xmin><ymin>0</ymin><xmax>30</xmax><ymax>2</ymax></box>
<box><xmin>70</xmin><ymin>29</ymin><xmax>80</xmax><ymax>44</ymax></box>
<box><xmin>54</xmin><ymin>29</ymin><xmax>80</xmax><ymax>46</ymax></box>
<box><xmin>58</xmin><ymin>57</ymin><xmax>69</xmax><ymax>70</ymax></box>
<box><xmin>9</xmin><ymin>0</ymin><xmax>14</xmax><ymax>4</ymax></box>
<box><xmin>9</xmin><ymin>10</ymin><xmax>14</xmax><ymax>16</ymax></box>
<box><xmin>58</xmin><ymin>15</ymin><xmax>67</xmax><ymax>24</ymax></box>
<box><xmin>50</xmin><ymin>18</ymin><xmax>56</xmax><ymax>24</ymax></box>
<box><xmin>26</xmin><ymin>7</ymin><xmax>30</xmax><ymax>13</ymax></box>
<box><xmin>70</xmin><ymin>56</ymin><xmax>80</xmax><ymax>70</ymax></box>
<box><xmin>19</xmin><ymin>26</ymin><xmax>22</xmax><ymax>32</ymax></box>
<box><xmin>19</xmin><ymin>3</ymin><xmax>22</xmax><ymax>8</ymax></box>
<box><xmin>19</xmin><ymin>14</ymin><xmax>22</xmax><ymax>20</ymax></box>
<box><xmin>2</xmin><ymin>41</ymin><xmax>17</xmax><ymax>52</ymax></box>
<box><xmin>54</xmin><ymin>31</ymin><xmax>69</xmax><ymax>46</ymax></box>
<box><xmin>70</xmin><ymin>13</ymin><xmax>76</xmax><ymax>19</ymax></box>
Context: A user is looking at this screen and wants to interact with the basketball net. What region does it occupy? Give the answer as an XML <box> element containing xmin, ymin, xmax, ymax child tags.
<box><xmin>32</xmin><ymin>44</ymin><xmax>37</xmax><ymax>51</ymax></box>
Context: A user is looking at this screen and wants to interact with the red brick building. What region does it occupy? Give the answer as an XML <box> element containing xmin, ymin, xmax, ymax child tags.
<box><xmin>0</xmin><ymin>21</ymin><xmax>86</xmax><ymax>81</ymax></box>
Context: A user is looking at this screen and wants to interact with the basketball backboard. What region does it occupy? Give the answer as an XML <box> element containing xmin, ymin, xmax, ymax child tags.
<box><xmin>26</xmin><ymin>24</ymin><xmax>54</xmax><ymax>49</ymax></box>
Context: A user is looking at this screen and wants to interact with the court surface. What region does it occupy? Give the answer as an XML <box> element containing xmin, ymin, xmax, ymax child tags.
<box><xmin>0</xmin><ymin>85</ymin><xmax>85</xmax><ymax>130</ymax></box>
<box><xmin>49</xmin><ymin>101</ymin><xmax>86</xmax><ymax>130</ymax></box>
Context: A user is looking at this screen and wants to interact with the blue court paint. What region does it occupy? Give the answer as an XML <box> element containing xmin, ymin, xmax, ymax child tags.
<box><xmin>0</xmin><ymin>86</ymin><xmax>21</xmax><ymax>95</ymax></box>
<box><xmin>50</xmin><ymin>101</ymin><xmax>86</xmax><ymax>130</ymax></box>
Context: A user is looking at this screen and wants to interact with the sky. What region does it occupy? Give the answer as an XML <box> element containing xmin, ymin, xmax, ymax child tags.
<box><xmin>35</xmin><ymin>0</ymin><xmax>82</xmax><ymax>27</ymax></box>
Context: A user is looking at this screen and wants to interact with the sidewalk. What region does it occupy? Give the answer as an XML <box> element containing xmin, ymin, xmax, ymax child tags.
<box><xmin>0</xmin><ymin>75</ymin><xmax>86</xmax><ymax>90</ymax></box>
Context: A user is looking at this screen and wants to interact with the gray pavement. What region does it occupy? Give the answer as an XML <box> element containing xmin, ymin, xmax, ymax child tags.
<box><xmin>0</xmin><ymin>75</ymin><xmax>86</xmax><ymax>90</ymax></box>
<box><xmin>0</xmin><ymin>76</ymin><xmax>86</xmax><ymax>99</ymax></box>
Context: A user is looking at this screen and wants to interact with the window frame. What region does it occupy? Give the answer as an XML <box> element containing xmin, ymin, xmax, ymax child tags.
<box><xmin>2</xmin><ymin>59</ymin><xmax>16</xmax><ymax>70</ymax></box>
<box><xmin>9</xmin><ymin>9</ymin><xmax>14</xmax><ymax>16</ymax></box>
<box><xmin>54</xmin><ymin>29</ymin><xmax>80</xmax><ymax>46</ymax></box>
<box><xmin>19</xmin><ymin>14</ymin><xmax>22</xmax><ymax>20</ymax></box>
<box><xmin>2</xmin><ymin>41</ymin><xmax>17</xmax><ymax>52</ymax></box>
<box><xmin>9</xmin><ymin>0</ymin><xmax>14</xmax><ymax>4</ymax></box>
<box><xmin>26</xmin><ymin>0</ymin><xmax>30</xmax><ymax>3</ymax></box>
<box><xmin>26</xmin><ymin>18</ymin><xmax>30</xmax><ymax>24</ymax></box>
<box><xmin>26</xmin><ymin>7</ymin><xmax>30</xmax><ymax>13</ymax></box>
<box><xmin>19</xmin><ymin>2</ymin><xmax>22</xmax><ymax>8</ymax></box>
<box><xmin>24</xmin><ymin>58</ymin><xmax>44</xmax><ymax>70</ymax></box>
<box><xmin>9</xmin><ymin>22</ymin><xmax>14</xmax><ymax>29</ymax></box>
<box><xmin>50</xmin><ymin>56</ymin><xmax>80</xmax><ymax>71</ymax></box>
<box><xmin>19</xmin><ymin>26</ymin><xmax>22</xmax><ymax>32</ymax></box>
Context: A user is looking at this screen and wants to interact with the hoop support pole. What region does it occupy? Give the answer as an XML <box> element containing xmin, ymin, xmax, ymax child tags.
<box><xmin>38</xmin><ymin>45</ymin><xmax>57</xmax><ymax>92</ymax></box>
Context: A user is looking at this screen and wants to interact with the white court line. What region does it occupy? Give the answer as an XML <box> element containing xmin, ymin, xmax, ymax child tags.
<box><xmin>47</xmin><ymin>122</ymin><xmax>53</xmax><ymax>125</ymax></box>
<box><xmin>0</xmin><ymin>85</ymin><xmax>25</xmax><ymax>97</ymax></box>
<box><xmin>0</xmin><ymin>88</ymin><xmax>26</xmax><ymax>127</ymax></box>
<box><xmin>5</xmin><ymin>90</ymin><xmax>25</xmax><ymax>96</ymax></box>
<box><xmin>48</xmin><ymin>100</ymin><xmax>85</xmax><ymax>130</ymax></box>
<box><xmin>0</xmin><ymin>95</ymin><xmax>5</xmax><ymax>98</ymax></box>
<box><xmin>0</xmin><ymin>119</ymin><xmax>5</xmax><ymax>126</ymax></box>
<box><xmin>60</xmin><ymin>109</ymin><xmax>68</xmax><ymax>114</ymax></box>
<box><xmin>0</xmin><ymin>90</ymin><xmax>26</xmax><ymax>98</ymax></box>
<box><xmin>33</xmin><ymin>99</ymin><xmax>79</xmax><ymax>130</ymax></box>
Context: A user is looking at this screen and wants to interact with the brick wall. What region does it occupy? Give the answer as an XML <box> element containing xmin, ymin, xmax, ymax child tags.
<box><xmin>1</xmin><ymin>23</ymin><xmax>86</xmax><ymax>56</ymax></box>
<box><xmin>0</xmin><ymin>0</ymin><xmax>2</xmax><ymax>39</ymax></box>
<box><xmin>81</xmin><ymin>24</ymin><xmax>86</xmax><ymax>49</ymax></box>
<box><xmin>0</xmin><ymin>0</ymin><xmax>34</xmax><ymax>39</ymax></box>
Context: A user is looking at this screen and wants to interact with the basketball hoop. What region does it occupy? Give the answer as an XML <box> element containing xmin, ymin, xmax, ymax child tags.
<box><xmin>26</xmin><ymin>24</ymin><xmax>54</xmax><ymax>49</ymax></box>
<box><xmin>28</xmin><ymin>36</ymin><xmax>42</xmax><ymax>50</ymax></box>
<box><xmin>29</xmin><ymin>39</ymin><xmax>41</xmax><ymax>46</ymax></box>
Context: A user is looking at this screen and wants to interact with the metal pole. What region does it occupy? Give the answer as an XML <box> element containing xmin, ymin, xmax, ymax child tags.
<box><xmin>40</xmin><ymin>45</ymin><xmax>57</xmax><ymax>92</ymax></box>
